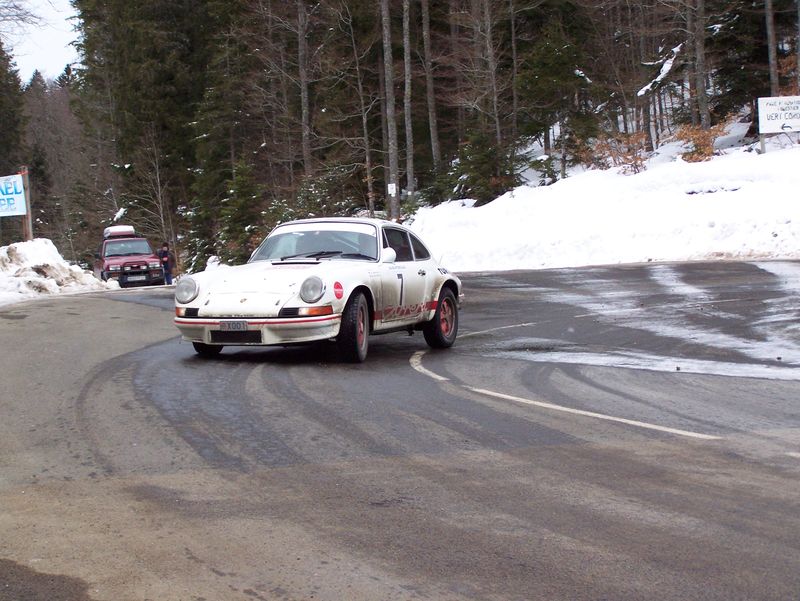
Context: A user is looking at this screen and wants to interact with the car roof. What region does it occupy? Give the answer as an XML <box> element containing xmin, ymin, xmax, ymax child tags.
<box><xmin>278</xmin><ymin>217</ymin><xmax>410</xmax><ymax>230</ymax></box>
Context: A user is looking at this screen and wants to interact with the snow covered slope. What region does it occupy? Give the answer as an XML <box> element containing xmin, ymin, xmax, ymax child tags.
<box><xmin>410</xmin><ymin>143</ymin><xmax>799</xmax><ymax>273</ymax></box>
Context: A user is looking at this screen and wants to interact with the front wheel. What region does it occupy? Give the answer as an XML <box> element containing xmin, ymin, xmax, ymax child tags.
<box><xmin>192</xmin><ymin>342</ymin><xmax>223</xmax><ymax>357</ymax></box>
<box><xmin>423</xmin><ymin>288</ymin><xmax>458</xmax><ymax>349</ymax></box>
<box><xmin>338</xmin><ymin>292</ymin><xmax>369</xmax><ymax>363</ymax></box>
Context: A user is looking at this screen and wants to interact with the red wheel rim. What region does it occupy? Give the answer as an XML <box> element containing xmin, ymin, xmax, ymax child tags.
<box><xmin>357</xmin><ymin>305</ymin><xmax>366</xmax><ymax>348</ymax></box>
<box><xmin>440</xmin><ymin>299</ymin><xmax>453</xmax><ymax>337</ymax></box>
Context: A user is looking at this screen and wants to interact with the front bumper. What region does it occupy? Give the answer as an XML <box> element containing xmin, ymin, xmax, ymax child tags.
<box><xmin>174</xmin><ymin>314</ymin><xmax>342</xmax><ymax>346</ymax></box>
<box><xmin>105</xmin><ymin>269</ymin><xmax>165</xmax><ymax>286</ymax></box>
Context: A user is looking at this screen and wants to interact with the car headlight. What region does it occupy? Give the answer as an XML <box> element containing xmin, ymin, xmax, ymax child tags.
<box><xmin>299</xmin><ymin>276</ymin><xmax>325</xmax><ymax>303</ymax></box>
<box><xmin>175</xmin><ymin>277</ymin><xmax>199</xmax><ymax>304</ymax></box>
<box><xmin>149</xmin><ymin>261</ymin><xmax>161</xmax><ymax>269</ymax></box>
<box><xmin>109</xmin><ymin>265</ymin><xmax>121</xmax><ymax>272</ymax></box>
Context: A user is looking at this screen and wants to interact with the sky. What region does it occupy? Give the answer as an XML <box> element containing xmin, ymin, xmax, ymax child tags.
<box><xmin>1</xmin><ymin>123</ymin><xmax>799</xmax><ymax>308</ymax></box>
<box><xmin>4</xmin><ymin>0</ymin><xmax>79</xmax><ymax>82</ymax></box>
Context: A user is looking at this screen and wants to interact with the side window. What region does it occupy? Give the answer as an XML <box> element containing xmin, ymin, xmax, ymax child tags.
<box><xmin>409</xmin><ymin>234</ymin><xmax>431</xmax><ymax>260</ymax></box>
<box><xmin>383</xmin><ymin>228</ymin><xmax>413</xmax><ymax>262</ymax></box>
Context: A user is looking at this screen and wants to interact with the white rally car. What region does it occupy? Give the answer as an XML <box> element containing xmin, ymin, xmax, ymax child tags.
<box><xmin>174</xmin><ymin>218</ymin><xmax>463</xmax><ymax>362</ymax></box>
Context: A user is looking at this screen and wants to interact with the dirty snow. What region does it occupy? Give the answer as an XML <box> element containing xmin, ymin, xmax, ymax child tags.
<box><xmin>0</xmin><ymin>239</ymin><xmax>116</xmax><ymax>307</ymax></box>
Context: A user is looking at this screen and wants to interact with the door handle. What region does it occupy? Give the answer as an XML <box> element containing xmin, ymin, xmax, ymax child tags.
<box><xmin>418</xmin><ymin>269</ymin><xmax>426</xmax><ymax>276</ymax></box>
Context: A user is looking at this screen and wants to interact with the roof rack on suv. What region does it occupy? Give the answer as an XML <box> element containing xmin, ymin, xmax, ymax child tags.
<box><xmin>103</xmin><ymin>225</ymin><xmax>137</xmax><ymax>239</ymax></box>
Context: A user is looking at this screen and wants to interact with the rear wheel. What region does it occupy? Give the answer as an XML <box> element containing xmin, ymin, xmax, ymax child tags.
<box><xmin>338</xmin><ymin>292</ymin><xmax>369</xmax><ymax>363</ymax></box>
<box><xmin>192</xmin><ymin>342</ymin><xmax>223</xmax><ymax>357</ymax></box>
<box><xmin>423</xmin><ymin>288</ymin><xmax>458</xmax><ymax>349</ymax></box>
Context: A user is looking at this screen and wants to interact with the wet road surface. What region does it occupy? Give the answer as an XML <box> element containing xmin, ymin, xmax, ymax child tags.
<box><xmin>1</xmin><ymin>261</ymin><xmax>800</xmax><ymax>600</ymax></box>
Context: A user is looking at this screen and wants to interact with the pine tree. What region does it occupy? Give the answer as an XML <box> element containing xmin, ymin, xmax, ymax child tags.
<box><xmin>184</xmin><ymin>0</ymin><xmax>258</xmax><ymax>269</ymax></box>
<box><xmin>218</xmin><ymin>160</ymin><xmax>263</xmax><ymax>265</ymax></box>
<box><xmin>0</xmin><ymin>40</ymin><xmax>24</xmax><ymax>176</ymax></box>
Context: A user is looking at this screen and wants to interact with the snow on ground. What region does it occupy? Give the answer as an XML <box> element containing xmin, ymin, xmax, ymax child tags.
<box><xmin>0</xmin><ymin>239</ymin><xmax>116</xmax><ymax>307</ymax></box>
<box><xmin>410</xmin><ymin>133</ymin><xmax>800</xmax><ymax>272</ymax></box>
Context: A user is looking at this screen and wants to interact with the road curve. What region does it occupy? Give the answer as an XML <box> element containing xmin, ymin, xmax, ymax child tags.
<box><xmin>1</xmin><ymin>261</ymin><xmax>799</xmax><ymax>601</ymax></box>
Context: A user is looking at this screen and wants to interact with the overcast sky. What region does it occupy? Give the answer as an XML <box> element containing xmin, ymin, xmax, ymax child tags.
<box><xmin>5</xmin><ymin>0</ymin><xmax>78</xmax><ymax>82</ymax></box>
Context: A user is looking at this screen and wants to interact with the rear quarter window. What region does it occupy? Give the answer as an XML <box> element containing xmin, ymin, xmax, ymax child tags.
<box><xmin>409</xmin><ymin>234</ymin><xmax>431</xmax><ymax>260</ymax></box>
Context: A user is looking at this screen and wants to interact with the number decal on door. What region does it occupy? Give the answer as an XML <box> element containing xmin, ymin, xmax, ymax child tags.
<box><xmin>396</xmin><ymin>273</ymin><xmax>404</xmax><ymax>305</ymax></box>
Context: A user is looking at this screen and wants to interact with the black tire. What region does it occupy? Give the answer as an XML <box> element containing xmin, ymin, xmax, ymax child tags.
<box><xmin>338</xmin><ymin>292</ymin><xmax>369</xmax><ymax>363</ymax></box>
<box><xmin>192</xmin><ymin>342</ymin><xmax>223</xmax><ymax>357</ymax></box>
<box><xmin>423</xmin><ymin>288</ymin><xmax>459</xmax><ymax>349</ymax></box>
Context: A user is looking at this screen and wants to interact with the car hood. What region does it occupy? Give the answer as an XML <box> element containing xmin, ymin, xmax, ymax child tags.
<box><xmin>190</xmin><ymin>260</ymin><xmax>350</xmax><ymax>318</ymax></box>
<box><xmin>103</xmin><ymin>253</ymin><xmax>158</xmax><ymax>266</ymax></box>
<box><xmin>196</xmin><ymin>260</ymin><xmax>321</xmax><ymax>293</ymax></box>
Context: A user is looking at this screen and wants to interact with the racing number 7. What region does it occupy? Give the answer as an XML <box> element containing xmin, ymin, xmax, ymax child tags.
<box><xmin>396</xmin><ymin>273</ymin><xmax>404</xmax><ymax>306</ymax></box>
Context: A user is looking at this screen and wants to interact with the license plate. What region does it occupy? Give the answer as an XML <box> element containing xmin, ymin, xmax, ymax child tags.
<box><xmin>127</xmin><ymin>275</ymin><xmax>146</xmax><ymax>282</ymax></box>
<box><xmin>220</xmin><ymin>320</ymin><xmax>248</xmax><ymax>331</ymax></box>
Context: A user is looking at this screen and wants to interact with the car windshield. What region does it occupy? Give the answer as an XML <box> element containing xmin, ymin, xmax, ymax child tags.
<box><xmin>250</xmin><ymin>223</ymin><xmax>379</xmax><ymax>263</ymax></box>
<box><xmin>104</xmin><ymin>239</ymin><xmax>153</xmax><ymax>257</ymax></box>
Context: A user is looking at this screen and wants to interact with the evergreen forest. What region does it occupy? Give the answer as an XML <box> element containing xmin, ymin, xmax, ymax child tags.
<box><xmin>1</xmin><ymin>0</ymin><xmax>799</xmax><ymax>269</ymax></box>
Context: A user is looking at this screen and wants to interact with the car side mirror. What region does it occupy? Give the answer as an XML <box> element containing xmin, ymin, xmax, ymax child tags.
<box><xmin>381</xmin><ymin>247</ymin><xmax>397</xmax><ymax>264</ymax></box>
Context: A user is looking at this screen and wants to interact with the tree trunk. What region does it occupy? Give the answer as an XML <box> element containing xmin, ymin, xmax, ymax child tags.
<box><xmin>403</xmin><ymin>0</ymin><xmax>415</xmax><ymax>200</ymax></box>
<box><xmin>482</xmin><ymin>0</ymin><xmax>502</xmax><ymax>148</ymax></box>
<box><xmin>685</xmin><ymin>7</ymin><xmax>699</xmax><ymax>126</ymax></box>
<box><xmin>344</xmin><ymin>6</ymin><xmax>377</xmax><ymax>217</ymax></box>
<box><xmin>380</xmin><ymin>0</ymin><xmax>400</xmax><ymax>220</ymax></box>
<box><xmin>765</xmin><ymin>0</ymin><xmax>780</xmax><ymax>96</ymax></box>
<box><xmin>642</xmin><ymin>98</ymin><xmax>654</xmax><ymax>151</ymax></box>
<box><xmin>509</xmin><ymin>0</ymin><xmax>518</xmax><ymax>142</ymax></box>
<box><xmin>378</xmin><ymin>51</ymin><xmax>390</xmax><ymax>192</ymax></box>
<box><xmin>420</xmin><ymin>0</ymin><xmax>441</xmax><ymax>173</ymax></box>
<box><xmin>297</xmin><ymin>0</ymin><xmax>313</xmax><ymax>176</ymax></box>
<box><xmin>694</xmin><ymin>0</ymin><xmax>711</xmax><ymax>129</ymax></box>
<box><xmin>449</xmin><ymin>0</ymin><xmax>465</xmax><ymax>142</ymax></box>
<box><xmin>796</xmin><ymin>0</ymin><xmax>800</xmax><ymax>94</ymax></box>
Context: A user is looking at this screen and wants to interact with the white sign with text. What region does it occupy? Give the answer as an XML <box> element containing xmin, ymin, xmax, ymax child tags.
<box><xmin>758</xmin><ymin>96</ymin><xmax>800</xmax><ymax>135</ymax></box>
<box><xmin>0</xmin><ymin>174</ymin><xmax>27</xmax><ymax>217</ymax></box>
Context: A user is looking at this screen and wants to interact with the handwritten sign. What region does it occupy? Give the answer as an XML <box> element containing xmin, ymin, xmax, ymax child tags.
<box><xmin>758</xmin><ymin>96</ymin><xmax>800</xmax><ymax>135</ymax></box>
<box><xmin>0</xmin><ymin>174</ymin><xmax>27</xmax><ymax>217</ymax></box>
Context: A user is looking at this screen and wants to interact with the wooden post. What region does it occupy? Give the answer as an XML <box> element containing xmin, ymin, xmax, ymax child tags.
<box><xmin>759</xmin><ymin>135</ymin><xmax>766</xmax><ymax>154</ymax></box>
<box><xmin>19</xmin><ymin>166</ymin><xmax>33</xmax><ymax>241</ymax></box>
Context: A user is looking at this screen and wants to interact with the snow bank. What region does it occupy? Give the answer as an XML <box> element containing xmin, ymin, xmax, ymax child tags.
<box><xmin>410</xmin><ymin>144</ymin><xmax>800</xmax><ymax>272</ymax></box>
<box><xmin>0</xmin><ymin>239</ymin><xmax>116</xmax><ymax>307</ymax></box>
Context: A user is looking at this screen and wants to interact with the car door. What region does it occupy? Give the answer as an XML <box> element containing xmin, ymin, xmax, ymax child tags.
<box><xmin>407</xmin><ymin>230</ymin><xmax>439</xmax><ymax>311</ymax></box>
<box><xmin>380</xmin><ymin>227</ymin><xmax>428</xmax><ymax>323</ymax></box>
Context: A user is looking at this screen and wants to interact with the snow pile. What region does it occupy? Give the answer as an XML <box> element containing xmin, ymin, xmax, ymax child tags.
<box><xmin>410</xmin><ymin>143</ymin><xmax>800</xmax><ymax>273</ymax></box>
<box><xmin>0</xmin><ymin>239</ymin><xmax>116</xmax><ymax>306</ymax></box>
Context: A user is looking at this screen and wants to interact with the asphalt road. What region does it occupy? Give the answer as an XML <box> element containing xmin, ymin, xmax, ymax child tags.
<box><xmin>1</xmin><ymin>261</ymin><xmax>799</xmax><ymax>601</ymax></box>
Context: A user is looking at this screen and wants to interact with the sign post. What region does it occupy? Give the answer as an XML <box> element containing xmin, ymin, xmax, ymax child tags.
<box><xmin>757</xmin><ymin>96</ymin><xmax>800</xmax><ymax>152</ymax></box>
<box><xmin>20</xmin><ymin>167</ymin><xmax>33</xmax><ymax>241</ymax></box>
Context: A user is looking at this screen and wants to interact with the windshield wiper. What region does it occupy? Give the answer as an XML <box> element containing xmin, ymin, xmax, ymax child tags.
<box><xmin>278</xmin><ymin>250</ymin><xmax>342</xmax><ymax>261</ymax></box>
<box><xmin>338</xmin><ymin>253</ymin><xmax>375</xmax><ymax>260</ymax></box>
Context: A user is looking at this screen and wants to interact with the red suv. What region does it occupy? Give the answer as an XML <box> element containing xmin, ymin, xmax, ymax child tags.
<box><xmin>93</xmin><ymin>225</ymin><xmax>165</xmax><ymax>287</ymax></box>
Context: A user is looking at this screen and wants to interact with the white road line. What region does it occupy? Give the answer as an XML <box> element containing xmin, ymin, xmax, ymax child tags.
<box><xmin>410</xmin><ymin>348</ymin><xmax>721</xmax><ymax>441</ymax></box>
<box><xmin>464</xmin><ymin>387</ymin><xmax>721</xmax><ymax>441</ymax></box>
<box><xmin>460</xmin><ymin>322</ymin><xmax>538</xmax><ymax>338</ymax></box>
<box><xmin>410</xmin><ymin>351</ymin><xmax>450</xmax><ymax>382</ymax></box>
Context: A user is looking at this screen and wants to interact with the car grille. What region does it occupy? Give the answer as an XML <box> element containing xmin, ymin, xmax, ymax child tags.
<box><xmin>123</xmin><ymin>262</ymin><xmax>148</xmax><ymax>275</ymax></box>
<box><xmin>210</xmin><ymin>331</ymin><xmax>262</xmax><ymax>344</ymax></box>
